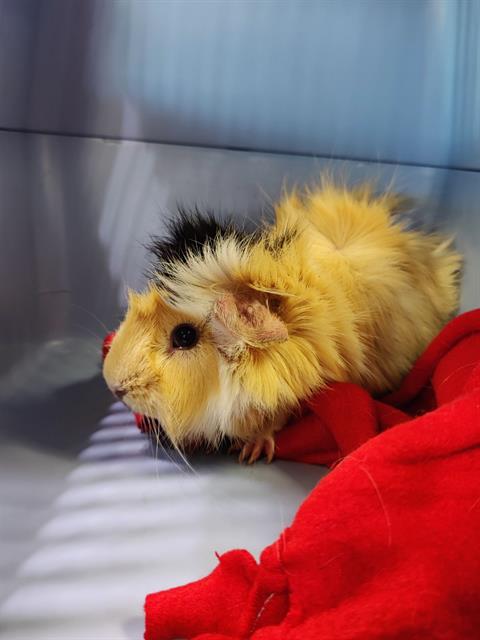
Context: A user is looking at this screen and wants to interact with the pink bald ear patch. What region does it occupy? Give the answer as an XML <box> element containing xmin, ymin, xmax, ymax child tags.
<box><xmin>214</xmin><ymin>292</ymin><xmax>288</xmax><ymax>345</ymax></box>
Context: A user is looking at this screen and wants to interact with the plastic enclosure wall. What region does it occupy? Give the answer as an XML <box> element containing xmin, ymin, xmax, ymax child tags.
<box><xmin>1</xmin><ymin>0</ymin><xmax>480</xmax><ymax>169</ymax></box>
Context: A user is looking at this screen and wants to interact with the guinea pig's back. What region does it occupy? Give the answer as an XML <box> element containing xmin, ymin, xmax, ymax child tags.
<box><xmin>275</xmin><ymin>183</ymin><xmax>462</xmax><ymax>393</ymax></box>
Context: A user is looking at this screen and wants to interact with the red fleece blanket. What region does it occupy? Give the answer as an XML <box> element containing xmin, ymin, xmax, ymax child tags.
<box><xmin>105</xmin><ymin>309</ymin><xmax>480</xmax><ymax>639</ymax></box>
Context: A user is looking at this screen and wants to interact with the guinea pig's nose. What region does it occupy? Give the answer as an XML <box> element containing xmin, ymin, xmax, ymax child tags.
<box><xmin>112</xmin><ymin>386</ymin><xmax>127</xmax><ymax>400</ymax></box>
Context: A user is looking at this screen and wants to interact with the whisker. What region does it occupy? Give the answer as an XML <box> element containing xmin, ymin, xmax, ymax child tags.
<box><xmin>146</xmin><ymin>415</ymin><xmax>164</xmax><ymax>480</ymax></box>
<box><xmin>172</xmin><ymin>439</ymin><xmax>198</xmax><ymax>476</ymax></box>
<box><xmin>161</xmin><ymin>407</ymin><xmax>198</xmax><ymax>476</ymax></box>
<box><xmin>70</xmin><ymin>302</ymin><xmax>111</xmax><ymax>334</ymax></box>
<box><xmin>144</xmin><ymin>402</ymin><xmax>191</xmax><ymax>476</ymax></box>
<box><xmin>71</xmin><ymin>323</ymin><xmax>104</xmax><ymax>342</ymax></box>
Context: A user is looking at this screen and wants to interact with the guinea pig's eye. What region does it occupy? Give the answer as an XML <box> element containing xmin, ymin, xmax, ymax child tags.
<box><xmin>171</xmin><ymin>323</ymin><xmax>199</xmax><ymax>350</ymax></box>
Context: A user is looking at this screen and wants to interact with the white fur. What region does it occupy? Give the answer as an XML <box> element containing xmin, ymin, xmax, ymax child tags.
<box><xmin>188</xmin><ymin>356</ymin><xmax>252</xmax><ymax>443</ymax></box>
<box><xmin>154</xmin><ymin>237</ymin><xmax>248</xmax><ymax>317</ymax></box>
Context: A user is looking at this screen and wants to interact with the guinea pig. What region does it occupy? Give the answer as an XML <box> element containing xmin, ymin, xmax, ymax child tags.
<box><xmin>103</xmin><ymin>180</ymin><xmax>462</xmax><ymax>463</ymax></box>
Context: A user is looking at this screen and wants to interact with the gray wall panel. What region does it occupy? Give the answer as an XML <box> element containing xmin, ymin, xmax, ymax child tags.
<box><xmin>1</xmin><ymin>0</ymin><xmax>476</xmax><ymax>168</ymax></box>
<box><xmin>450</xmin><ymin>0</ymin><xmax>480</xmax><ymax>169</ymax></box>
<box><xmin>2</xmin><ymin>130</ymin><xmax>478</xmax><ymax>360</ymax></box>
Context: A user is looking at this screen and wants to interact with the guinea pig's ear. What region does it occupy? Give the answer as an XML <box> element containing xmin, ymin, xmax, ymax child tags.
<box><xmin>212</xmin><ymin>292</ymin><xmax>288</xmax><ymax>348</ymax></box>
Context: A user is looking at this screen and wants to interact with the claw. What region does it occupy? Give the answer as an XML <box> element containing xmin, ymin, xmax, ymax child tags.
<box><xmin>248</xmin><ymin>440</ymin><xmax>263</xmax><ymax>465</ymax></box>
<box><xmin>238</xmin><ymin>435</ymin><xmax>276</xmax><ymax>465</ymax></box>
<box><xmin>238</xmin><ymin>441</ymin><xmax>252</xmax><ymax>464</ymax></box>
<box><xmin>264</xmin><ymin>436</ymin><xmax>275</xmax><ymax>464</ymax></box>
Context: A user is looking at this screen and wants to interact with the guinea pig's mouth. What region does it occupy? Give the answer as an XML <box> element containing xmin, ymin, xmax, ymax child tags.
<box><xmin>106</xmin><ymin>383</ymin><xmax>154</xmax><ymax>412</ymax></box>
<box><xmin>117</xmin><ymin>391</ymin><xmax>150</xmax><ymax>413</ymax></box>
<box><xmin>105</xmin><ymin>382</ymin><xmax>179</xmax><ymax>445</ymax></box>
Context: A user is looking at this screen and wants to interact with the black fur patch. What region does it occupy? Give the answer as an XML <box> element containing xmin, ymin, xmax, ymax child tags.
<box><xmin>149</xmin><ymin>207</ymin><xmax>248</xmax><ymax>276</ymax></box>
<box><xmin>263</xmin><ymin>228</ymin><xmax>298</xmax><ymax>254</ymax></box>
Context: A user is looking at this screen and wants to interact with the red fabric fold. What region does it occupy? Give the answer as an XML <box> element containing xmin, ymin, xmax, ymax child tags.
<box><xmin>104</xmin><ymin>310</ymin><xmax>480</xmax><ymax>639</ymax></box>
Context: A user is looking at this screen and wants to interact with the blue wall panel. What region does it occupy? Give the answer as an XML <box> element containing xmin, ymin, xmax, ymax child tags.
<box><xmin>1</xmin><ymin>0</ymin><xmax>477</xmax><ymax>169</ymax></box>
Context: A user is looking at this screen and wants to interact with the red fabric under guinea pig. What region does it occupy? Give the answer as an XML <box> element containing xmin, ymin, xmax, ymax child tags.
<box><xmin>103</xmin><ymin>310</ymin><xmax>480</xmax><ymax>639</ymax></box>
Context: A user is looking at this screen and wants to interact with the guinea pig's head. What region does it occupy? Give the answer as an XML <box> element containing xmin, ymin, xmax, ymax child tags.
<box><xmin>102</xmin><ymin>282</ymin><xmax>290</xmax><ymax>448</ymax></box>
<box><xmin>103</xmin><ymin>209</ymin><xmax>345</xmax><ymax>449</ymax></box>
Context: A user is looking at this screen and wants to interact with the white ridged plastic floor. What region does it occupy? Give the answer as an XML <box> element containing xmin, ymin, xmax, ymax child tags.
<box><xmin>0</xmin><ymin>394</ymin><xmax>324</xmax><ymax>640</ymax></box>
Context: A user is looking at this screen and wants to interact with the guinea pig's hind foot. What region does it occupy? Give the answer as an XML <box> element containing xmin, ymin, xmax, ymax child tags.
<box><xmin>234</xmin><ymin>434</ymin><xmax>276</xmax><ymax>465</ymax></box>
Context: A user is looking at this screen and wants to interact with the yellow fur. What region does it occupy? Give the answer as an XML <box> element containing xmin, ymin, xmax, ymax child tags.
<box><xmin>103</xmin><ymin>181</ymin><xmax>462</xmax><ymax>448</ymax></box>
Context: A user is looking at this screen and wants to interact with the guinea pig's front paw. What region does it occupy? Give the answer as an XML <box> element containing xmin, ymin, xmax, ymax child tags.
<box><xmin>234</xmin><ymin>434</ymin><xmax>276</xmax><ymax>465</ymax></box>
